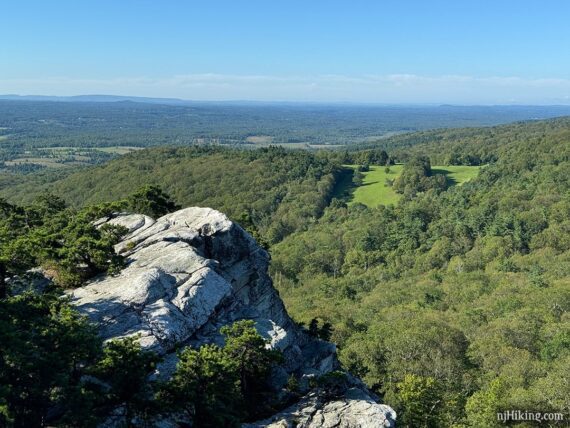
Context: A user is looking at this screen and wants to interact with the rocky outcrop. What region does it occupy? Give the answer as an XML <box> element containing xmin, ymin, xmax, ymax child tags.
<box><xmin>69</xmin><ymin>207</ymin><xmax>396</xmax><ymax>427</ymax></box>
<box><xmin>244</xmin><ymin>388</ymin><xmax>397</xmax><ymax>428</ymax></box>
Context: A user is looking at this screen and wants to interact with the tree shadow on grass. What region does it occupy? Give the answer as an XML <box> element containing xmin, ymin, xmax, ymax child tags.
<box><xmin>431</xmin><ymin>168</ymin><xmax>458</xmax><ymax>187</ymax></box>
<box><xmin>331</xmin><ymin>167</ymin><xmax>356</xmax><ymax>202</ymax></box>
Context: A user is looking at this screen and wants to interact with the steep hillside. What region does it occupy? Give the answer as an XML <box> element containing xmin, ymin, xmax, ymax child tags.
<box><xmin>271</xmin><ymin>119</ymin><xmax>570</xmax><ymax>426</ymax></box>
<box><xmin>0</xmin><ymin>146</ymin><xmax>338</xmax><ymax>244</ymax></box>
<box><xmin>369</xmin><ymin>116</ymin><xmax>570</xmax><ymax>165</ymax></box>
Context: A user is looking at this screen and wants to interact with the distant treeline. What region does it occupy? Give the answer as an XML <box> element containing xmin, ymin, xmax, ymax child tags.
<box><xmin>2</xmin><ymin>100</ymin><xmax>570</xmax><ymax>166</ymax></box>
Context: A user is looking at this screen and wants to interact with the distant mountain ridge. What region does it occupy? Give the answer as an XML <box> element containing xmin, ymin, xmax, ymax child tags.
<box><xmin>2</xmin><ymin>94</ymin><xmax>570</xmax><ymax>109</ymax></box>
<box><xmin>0</xmin><ymin>94</ymin><xmax>190</xmax><ymax>105</ymax></box>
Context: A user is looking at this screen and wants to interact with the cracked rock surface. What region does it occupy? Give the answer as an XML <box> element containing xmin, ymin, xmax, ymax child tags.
<box><xmin>69</xmin><ymin>207</ymin><xmax>396</xmax><ymax>427</ymax></box>
<box><xmin>244</xmin><ymin>388</ymin><xmax>397</xmax><ymax>428</ymax></box>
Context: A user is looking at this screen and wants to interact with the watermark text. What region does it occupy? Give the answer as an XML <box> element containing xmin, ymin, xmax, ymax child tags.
<box><xmin>497</xmin><ymin>410</ymin><xmax>564</xmax><ymax>424</ymax></box>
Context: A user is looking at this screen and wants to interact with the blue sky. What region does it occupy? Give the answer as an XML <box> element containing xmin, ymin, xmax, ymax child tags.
<box><xmin>2</xmin><ymin>0</ymin><xmax>570</xmax><ymax>103</ymax></box>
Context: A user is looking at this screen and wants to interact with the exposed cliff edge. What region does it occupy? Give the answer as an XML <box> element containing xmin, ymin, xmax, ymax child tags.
<box><xmin>69</xmin><ymin>207</ymin><xmax>396</xmax><ymax>427</ymax></box>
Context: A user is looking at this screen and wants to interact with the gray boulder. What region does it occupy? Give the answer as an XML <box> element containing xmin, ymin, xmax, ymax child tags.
<box><xmin>244</xmin><ymin>388</ymin><xmax>397</xmax><ymax>428</ymax></box>
<box><xmin>69</xmin><ymin>207</ymin><xmax>396</xmax><ymax>427</ymax></box>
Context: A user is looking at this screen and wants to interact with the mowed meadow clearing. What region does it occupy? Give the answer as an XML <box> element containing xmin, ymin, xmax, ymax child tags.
<box><xmin>340</xmin><ymin>164</ymin><xmax>481</xmax><ymax>207</ymax></box>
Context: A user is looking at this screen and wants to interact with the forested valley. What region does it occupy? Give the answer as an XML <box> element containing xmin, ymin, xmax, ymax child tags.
<box><xmin>272</xmin><ymin>118</ymin><xmax>570</xmax><ymax>426</ymax></box>
<box><xmin>1</xmin><ymin>117</ymin><xmax>569</xmax><ymax>427</ymax></box>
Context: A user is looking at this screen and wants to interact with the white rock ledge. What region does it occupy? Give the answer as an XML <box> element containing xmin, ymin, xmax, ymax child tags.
<box><xmin>69</xmin><ymin>207</ymin><xmax>395</xmax><ymax>427</ymax></box>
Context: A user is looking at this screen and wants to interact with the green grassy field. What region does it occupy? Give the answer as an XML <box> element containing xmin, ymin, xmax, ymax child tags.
<box><xmin>342</xmin><ymin>164</ymin><xmax>480</xmax><ymax>207</ymax></box>
<box><xmin>431</xmin><ymin>165</ymin><xmax>481</xmax><ymax>186</ymax></box>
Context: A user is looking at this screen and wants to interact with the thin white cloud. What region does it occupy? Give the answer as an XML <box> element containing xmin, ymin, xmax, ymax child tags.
<box><xmin>1</xmin><ymin>74</ymin><xmax>569</xmax><ymax>104</ymax></box>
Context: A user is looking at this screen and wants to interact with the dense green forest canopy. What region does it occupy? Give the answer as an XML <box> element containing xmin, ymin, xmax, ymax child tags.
<box><xmin>0</xmin><ymin>146</ymin><xmax>339</xmax><ymax>244</ymax></box>
<box><xmin>1</xmin><ymin>116</ymin><xmax>569</xmax><ymax>426</ymax></box>
<box><xmin>271</xmin><ymin>117</ymin><xmax>570</xmax><ymax>426</ymax></box>
<box><xmin>354</xmin><ymin>116</ymin><xmax>570</xmax><ymax>165</ymax></box>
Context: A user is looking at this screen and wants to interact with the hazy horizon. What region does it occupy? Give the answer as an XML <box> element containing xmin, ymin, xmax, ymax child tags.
<box><xmin>2</xmin><ymin>93</ymin><xmax>570</xmax><ymax>108</ymax></box>
<box><xmin>2</xmin><ymin>75</ymin><xmax>570</xmax><ymax>105</ymax></box>
<box><xmin>2</xmin><ymin>1</ymin><xmax>570</xmax><ymax>104</ymax></box>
